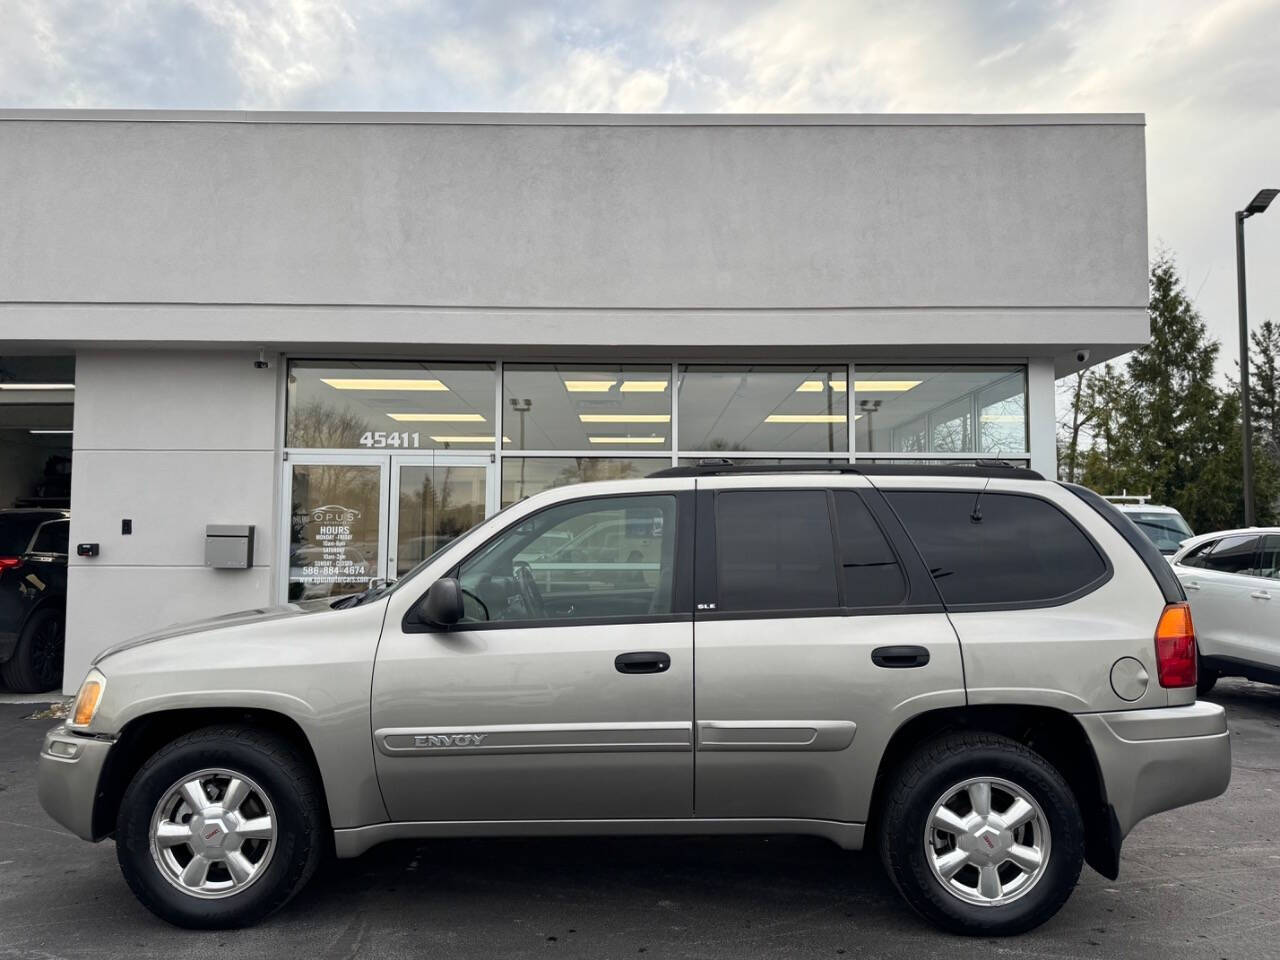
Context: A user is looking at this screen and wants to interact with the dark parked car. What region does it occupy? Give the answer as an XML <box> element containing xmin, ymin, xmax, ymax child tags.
<box><xmin>0</xmin><ymin>509</ymin><xmax>69</xmax><ymax>691</ymax></box>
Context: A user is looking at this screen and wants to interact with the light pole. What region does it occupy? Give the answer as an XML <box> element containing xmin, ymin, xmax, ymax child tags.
<box><xmin>1236</xmin><ymin>188</ymin><xmax>1278</xmax><ymax>526</ymax></box>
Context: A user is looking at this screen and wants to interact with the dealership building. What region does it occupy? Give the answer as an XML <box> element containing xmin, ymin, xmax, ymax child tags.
<box><xmin>0</xmin><ymin>110</ymin><xmax>1149</xmax><ymax>691</ymax></box>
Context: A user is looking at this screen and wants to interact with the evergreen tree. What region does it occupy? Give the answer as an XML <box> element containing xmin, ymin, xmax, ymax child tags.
<box><xmin>1075</xmin><ymin>253</ymin><xmax>1278</xmax><ymax>531</ymax></box>
<box><xmin>1249</xmin><ymin>318</ymin><xmax>1280</xmax><ymax>461</ymax></box>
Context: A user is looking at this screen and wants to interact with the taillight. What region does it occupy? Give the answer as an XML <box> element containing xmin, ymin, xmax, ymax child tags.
<box><xmin>1155</xmin><ymin>602</ymin><xmax>1197</xmax><ymax>688</ymax></box>
<box><xmin>0</xmin><ymin>556</ymin><xmax>21</xmax><ymax>572</ymax></box>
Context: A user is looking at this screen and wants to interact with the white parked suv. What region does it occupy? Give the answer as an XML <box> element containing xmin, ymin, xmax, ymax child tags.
<box><xmin>1111</xmin><ymin>501</ymin><xmax>1194</xmax><ymax>557</ymax></box>
<box><xmin>1171</xmin><ymin>528</ymin><xmax>1280</xmax><ymax>693</ymax></box>
<box><xmin>39</xmin><ymin>464</ymin><xmax>1230</xmax><ymax>935</ymax></box>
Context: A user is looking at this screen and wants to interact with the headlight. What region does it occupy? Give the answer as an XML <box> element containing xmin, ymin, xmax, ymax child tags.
<box><xmin>69</xmin><ymin>669</ymin><xmax>106</xmax><ymax>728</ymax></box>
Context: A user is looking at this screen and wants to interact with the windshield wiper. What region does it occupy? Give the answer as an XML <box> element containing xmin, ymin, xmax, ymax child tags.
<box><xmin>332</xmin><ymin>579</ymin><xmax>394</xmax><ymax>609</ymax></box>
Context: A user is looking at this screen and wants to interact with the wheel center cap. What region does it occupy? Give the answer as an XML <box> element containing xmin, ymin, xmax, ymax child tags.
<box><xmin>964</xmin><ymin>822</ymin><xmax>1009</xmax><ymax>865</ymax></box>
<box><xmin>191</xmin><ymin>811</ymin><xmax>236</xmax><ymax>853</ymax></box>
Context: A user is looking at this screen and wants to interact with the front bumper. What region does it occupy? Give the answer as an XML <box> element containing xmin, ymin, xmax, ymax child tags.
<box><xmin>37</xmin><ymin>724</ymin><xmax>114</xmax><ymax>841</ymax></box>
<box><xmin>1077</xmin><ymin>701</ymin><xmax>1231</xmax><ymax>838</ymax></box>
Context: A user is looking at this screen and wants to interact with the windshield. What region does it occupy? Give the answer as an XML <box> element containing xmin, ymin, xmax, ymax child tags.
<box><xmin>1127</xmin><ymin>511</ymin><xmax>1193</xmax><ymax>554</ymax></box>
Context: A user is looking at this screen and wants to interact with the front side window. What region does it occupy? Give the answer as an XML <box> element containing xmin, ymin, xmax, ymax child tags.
<box><xmin>715</xmin><ymin>490</ymin><xmax>839</xmax><ymax>613</ymax></box>
<box><xmin>887</xmin><ymin>491</ymin><xmax>1107</xmax><ymax>607</ymax></box>
<box><xmin>457</xmin><ymin>495</ymin><xmax>677</xmax><ymax>624</ymax></box>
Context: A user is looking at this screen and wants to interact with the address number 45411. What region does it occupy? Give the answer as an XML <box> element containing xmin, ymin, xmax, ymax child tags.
<box><xmin>359</xmin><ymin>432</ymin><xmax>422</xmax><ymax>448</ymax></box>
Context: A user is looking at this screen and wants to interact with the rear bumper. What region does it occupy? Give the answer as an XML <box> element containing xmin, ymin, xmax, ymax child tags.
<box><xmin>37</xmin><ymin>724</ymin><xmax>114</xmax><ymax>841</ymax></box>
<box><xmin>1077</xmin><ymin>701</ymin><xmax>1231</xmax><ymax>838</ymax></box>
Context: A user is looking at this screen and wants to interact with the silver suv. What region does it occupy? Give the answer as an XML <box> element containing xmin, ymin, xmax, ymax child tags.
<box><xmin>38</xmin><ymin>464</ymin><xmax>1230</xmax><ymax>935</ymax></box>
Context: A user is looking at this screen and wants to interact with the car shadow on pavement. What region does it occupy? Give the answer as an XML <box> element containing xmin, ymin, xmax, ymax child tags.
<box><xmin>286</xmin><ymin>833</ymin><xmax>933</xmax><ymax>955</ymax></box>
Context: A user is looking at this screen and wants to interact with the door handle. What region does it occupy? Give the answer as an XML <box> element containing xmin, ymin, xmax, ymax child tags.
<box><xmin>871</xmin><ymin>645</ymin><xmax>930</xmax><ymax>669</ymax></box>
<box><xmin>1184</xmin><ymin>581</ymin><xmax>1200</xmax><ymax>591</ymax></box>
<box><xmin>1250</xmin><ymin>590</ymin><xmax>1271</xmax><ymax>600</ymax></box>
<box><xmin>615</xmin><ymin>651</ymin><xmax>671</xmax><ymax>674</ymax></box>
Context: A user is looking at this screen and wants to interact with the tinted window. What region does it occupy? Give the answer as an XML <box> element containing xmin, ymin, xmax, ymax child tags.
<box><xmin>834</xmin><ymin>491</ymin><xmax>906</xmax><ymax>607</ymax></box>
<box><xmin>0</xmin><ymin>514</ymin><xmax>52</xmax><ymax>554</ymax></box>
<box><xmin>1257</xmin><ymin>536</ymin><xmax>1280</xmax><ymax>580</ymax></box>
<box><xmin>715</xmin><ymin>490</ymin><xmax>839</xmax><ymax>613</ymax></box>
<box><xmin>1191</xmin><ymin>534</ymin><xmax>1260</xmax><ymax>575</ymax></box>
<box><xmin>31</xmin><ymin>520</ymin><xmax>69</xmax><ymax>555</ymax></box>
<box><xmin>458</xmin><ymin>495</ymin><xmax>677</xmax><ymax>624</ymax></box>
<box><xmin>888</xmin><ymin>491</ymin><xmax>1107</xmax><ymax>606</ymax></box>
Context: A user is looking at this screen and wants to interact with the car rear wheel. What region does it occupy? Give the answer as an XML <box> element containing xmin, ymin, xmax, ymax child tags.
<box><xmin>115</xmin><ymin>726</ymin><xmax>325</xmax><ymax>928</ymax></box>
<box><xmin>879</xmin><ymin>732</ymin><xmax>1084</xmax><ymax>936</ymax></box>
<box><xmin>0</xmin><ymin>607</ymin><xmax>64</xmax><ymax>693</ymax></box>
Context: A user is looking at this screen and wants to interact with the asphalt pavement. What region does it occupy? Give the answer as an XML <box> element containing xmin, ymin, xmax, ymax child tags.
<box><xmin>1</xmin><ymin>680</ymin><xmax>1278</xmax><ymax>960</ymax></box>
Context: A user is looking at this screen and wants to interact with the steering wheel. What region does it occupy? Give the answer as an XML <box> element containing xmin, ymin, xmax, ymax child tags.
<box><xmin>511</xmin><ymin>561</ymin><xmax>547</xmax><ymax>619</ymax></box>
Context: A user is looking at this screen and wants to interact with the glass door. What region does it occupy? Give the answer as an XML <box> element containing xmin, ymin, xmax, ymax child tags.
<box><xmin>285</xmin><ymin>455</ymin><xmax>389</xmax><ymax>602</ymax></box>
<box><xmin>390</xmin><ymin>454</ymin><xmax>495</xmax><ymax>578</ymax></box>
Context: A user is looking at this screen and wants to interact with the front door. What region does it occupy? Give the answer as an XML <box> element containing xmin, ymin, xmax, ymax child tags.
<box><xmin>372</xmin><ymin>486</ymin><xmax>695</xmax><ymax>823</ymax></box>
<box><xmin>284</xmin><ymin>453</ymin><xmax>496</xmax><ymax>602</ymax></box>
<box><xmin>389</xmin><ymin>454</ymin><xmax>495</xmax><ymax>578</ymax></box>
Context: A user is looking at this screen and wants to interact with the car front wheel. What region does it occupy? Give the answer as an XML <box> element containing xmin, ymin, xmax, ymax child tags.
<box><xmin>115</xmin><ymin>726</ymin><xmax>325</xmax><ymax>928</ymax></box>
<box><xmin>879</xmin><ymin>732</ymin><xmax>1084</xmax><ymax>936</ymax></box>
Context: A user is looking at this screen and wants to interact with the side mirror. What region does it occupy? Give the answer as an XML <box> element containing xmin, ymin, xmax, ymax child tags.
<box><xmin>418</xmin><ymin>577</ymin><xmax>464</xmax><ymax>627</ymax></box>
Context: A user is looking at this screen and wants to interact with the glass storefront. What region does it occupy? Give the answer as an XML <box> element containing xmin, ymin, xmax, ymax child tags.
<box><xmin>282</xmin><ymin>358</ymin><xmax>1030</xmax><ymax>601</ymax></box>
<box><xmin>500</xmin><ymin>457</ymin><xmax>670</xmax><ymax>507</ymax></box>
<box><xmin>502</xmin><ymin>364</ymin><xmax>672</xmax><ymax>451</ymax></box>
<box><xmin>287</xmin><ymin>361</ymin><xmax>497</xmax><ymax>451</ymax></box>
<box><xmin>678</xmin><ymin>365</ymin><xmax>848</xmax><ymax>453</ymax></box>
<box><xmin>853</xmin><ymin>366</ymin><xmax>1027</xmax><ymax>455</ymax></box>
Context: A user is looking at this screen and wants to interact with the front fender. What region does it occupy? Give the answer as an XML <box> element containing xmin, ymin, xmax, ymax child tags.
<box><xmin>87</xmin><ymin>600</ymin><xmax>389</xmax><ymax>829</ymax></box>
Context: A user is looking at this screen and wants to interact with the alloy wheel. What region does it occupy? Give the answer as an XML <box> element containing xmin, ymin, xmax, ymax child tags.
<box><xmin>148</xmin><ymin>768</ymin><xmax>277</xmax><ymax>899</ymax></box>
<box><xmin>924</xmin><ymin>776</ymin><xmax>1051</xmax><ymax>906</ymax></box>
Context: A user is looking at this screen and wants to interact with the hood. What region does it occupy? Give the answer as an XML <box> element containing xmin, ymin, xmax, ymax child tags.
<box><xmin>92</xmin><ymin>597</ymin><xmax>338</xmax><ymax>665</ymax></box>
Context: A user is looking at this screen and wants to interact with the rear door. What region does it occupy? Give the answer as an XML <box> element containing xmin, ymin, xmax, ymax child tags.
<box><xmin>1180</xmin><ymin>534</ymin><xmax>1262</xmax><ymax>662</ymax></box>
<box><xmin>692</xmin><ymin>476</ymin><xmax>964</xmax><ymax>824</ymax></box>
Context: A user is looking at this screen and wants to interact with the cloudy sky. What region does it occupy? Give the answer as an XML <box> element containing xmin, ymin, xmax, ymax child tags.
<box><xmin>3</xmin><ymin>0</ymin><xmax>1278</xmax><ymax>373</ymax></box>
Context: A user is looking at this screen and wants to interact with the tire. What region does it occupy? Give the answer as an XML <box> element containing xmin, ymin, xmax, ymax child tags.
<box><xmin>115</xmin><ymin>726</ymin><xmax>326</xmax><ymax>928</ymax></box>
<box><xmin>0</xmin><ymin>607</ymin><xmax>64</xmax><ymax>693</ymax></box>
<box><xmin>878</xmin><ymin>731</ymin><xmax>1084</xmax><ymax>936</ymax></box>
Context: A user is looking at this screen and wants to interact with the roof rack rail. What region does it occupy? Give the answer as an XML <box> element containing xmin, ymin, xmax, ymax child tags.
<box><xmin>647</xmin><ymin>459</ymin><xmax>1044</xmax><ymax>480</ymax></box>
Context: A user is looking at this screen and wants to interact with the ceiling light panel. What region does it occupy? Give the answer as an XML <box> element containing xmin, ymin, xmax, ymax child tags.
<box><xmin>387</xmin><ymin>413</ymin><xmax>487</xmax><ymax>422</ymax></box>
<box><xmin>588</xmin><ymin>436</ymin><xmax>667</xmax><ymax>444</ymax></box>
<box><xmin>765</xmin><ymin>415</ymin><xmax>848</xmax><ymax>424</ymax></box>
<box><xmin>564</xmin><ymin>380</ymin><xmax>616</xmax><ymax>393</ymax></box>
<box><xmin>619</xmin><ymin>380</ymin><xmax>669</xmax><ymax>392</ymax></box>
<box><xmin>853</xmin><ymin>380</ymin><xmax>922</xmax><ymax>393</ymax></box>
<box><xmin>321</xmin><ymin>378</ymin><xmax>449</xmax><ymax>391</ymax></box>
<box><xmin>578</xmin><ymin>414</ymin><xmax>671</xmax><ymax>423</ymax></box>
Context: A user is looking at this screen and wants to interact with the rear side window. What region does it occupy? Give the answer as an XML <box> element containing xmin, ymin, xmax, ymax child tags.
<box><xmin>0</xmin><ymin>514</ymin><xmax>49</xmax><ymax>554</ymax></box>
<box><xmin>30</xmin><ymin>520</ymin><xmax>69</xmax><ymax>555</ymax></box>
<box><xmin>833</xmin><ymin>492</ymin><xmax>906</xmax><ymax>607</ymax></box>
<box><xmin>715</xmin><ymin>490</ymin><xmax>839</xmax><ymax>613</ymax></box>
<box><xmin>887</xmin><ymin>491</ymin><xmax>1108</xmax><ymax>607</ymax></box>
<box><xmin>1181</xmin><ymin>534</ymin><xmax>1260</xmax><ymax>574</ymax></box>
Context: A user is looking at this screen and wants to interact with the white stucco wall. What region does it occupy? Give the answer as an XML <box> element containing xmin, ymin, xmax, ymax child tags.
<box><xmin>64</xmin><ymin>350</ymin><xmax>279</xmax><ymax>686</ymax></box>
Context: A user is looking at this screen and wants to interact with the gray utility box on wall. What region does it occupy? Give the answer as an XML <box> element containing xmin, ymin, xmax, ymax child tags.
<box><xmin>205</xmin><ymin>525</ymin><xmax>255</xmax><ymax>569</ymax></box>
